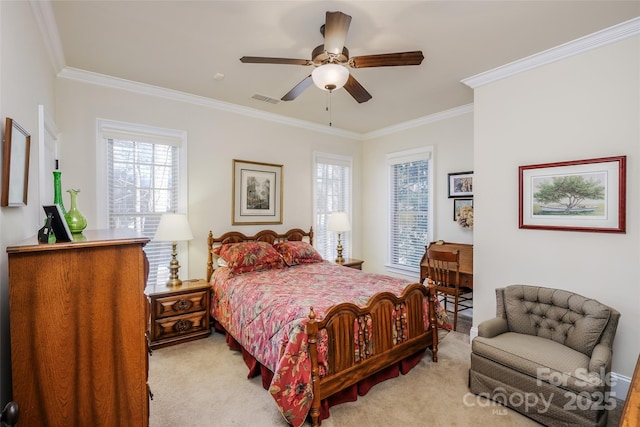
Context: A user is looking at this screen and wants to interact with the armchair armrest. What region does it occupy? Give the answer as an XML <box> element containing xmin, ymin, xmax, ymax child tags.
<box><xmin>589</xmin><ymin>343</ymin><xmax>613</xmax><ymax>374</ymax></box>
<box><xmin>478</xmin><ymin>317</ymin><xmax>509</xmax><ymax>338</ymax></box>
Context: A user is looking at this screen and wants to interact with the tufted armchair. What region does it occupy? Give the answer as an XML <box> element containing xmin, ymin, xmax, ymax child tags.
<box><xmin>469</xmin><ymin>285</ymin><xmax>620</xmax><ymax>427</ymax></box>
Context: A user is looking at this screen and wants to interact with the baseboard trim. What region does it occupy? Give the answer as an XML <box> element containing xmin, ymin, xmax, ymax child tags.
<box><xmin>467</xmin><ymin>326</ymin><xmax>630</xmax><ymax>401</ymax></box>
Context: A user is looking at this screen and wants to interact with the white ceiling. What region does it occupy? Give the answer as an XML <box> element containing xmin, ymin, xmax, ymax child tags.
<box><xmin>45</xmin><ymin>1</ymin><xmax>639</xmax><ymax>134</ymax></box>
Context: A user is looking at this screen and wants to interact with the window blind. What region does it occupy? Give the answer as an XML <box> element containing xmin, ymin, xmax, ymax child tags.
<box><xmin>314</xmin><ymin>153</ymin><xmax>352</xmax><ymax>261</ymax></box>
<box><xmin>107</xmin><ymin>138</ymin><xmax>180</xmax><ymax>286</ymax></box>
<box><xmin>388</xmin><ymin>149</ymin><xmax>431</xmax><ymax>272</ymax></box>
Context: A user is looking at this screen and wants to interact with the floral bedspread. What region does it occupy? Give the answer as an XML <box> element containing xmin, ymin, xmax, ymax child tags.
<box><xmin>210</xmin><ymin>261</ymin><xmax>431</xmax><ymax>426</ymax></box>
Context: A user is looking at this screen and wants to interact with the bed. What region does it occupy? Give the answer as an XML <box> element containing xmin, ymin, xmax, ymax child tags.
<box><xmin>206</xmin><ymin>228</ymin><xmax>439</xmax><ymax>426</ymax></box>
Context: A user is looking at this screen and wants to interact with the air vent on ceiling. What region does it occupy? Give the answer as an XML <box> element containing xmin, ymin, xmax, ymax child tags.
<box><xmin>251</xmin><ymin>94</ymin><xmax>281</xmax><ymax>105</ymax></box>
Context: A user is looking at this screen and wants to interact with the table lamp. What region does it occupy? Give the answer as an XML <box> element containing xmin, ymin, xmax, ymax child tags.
<box><xmin>154</xmin><ymin>213</ymin><xmax>194</xmax><ymax>286</ymax></box>
<box><xmin>327</xmin><ymin>212</ymin><xmax>351</xmax><ymax>263</ymax></box>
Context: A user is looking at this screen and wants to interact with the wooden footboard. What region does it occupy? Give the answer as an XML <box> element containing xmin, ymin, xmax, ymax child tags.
<box><xmin>306</xmin><ymin>281</ymin><xmax>438</xmax><ymax>426</ymax></box>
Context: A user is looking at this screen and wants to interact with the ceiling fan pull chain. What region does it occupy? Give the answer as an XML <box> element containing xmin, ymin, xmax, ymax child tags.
<box><xmin>326</xmin><ymin>90</ymin><xmax>333</xmax><ymax>127</ymax></box>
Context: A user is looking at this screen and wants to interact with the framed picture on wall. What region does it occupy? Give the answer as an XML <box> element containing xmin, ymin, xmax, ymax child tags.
<box><xmin>1</xmin><ymin>117</ymin><xmax>31</xmax><ymax>207</ymax></box>
<box><xmin>519</xmin><ymin>155</ymin><xmax>626</xmax><ymax>233</ymax></box>
<box><xmin>453</xmin><ymin>198</ymin><xmax>473</xmax><ymax>221</ymax></box>
<box><xmin>448</xmin><ymin>171</ymin><xmax>473</xmax><ymax>198</ymax></box>
<box><xmin>233</xmin><ymin>159</ymin><xmax>283</xmax><ymax>225</ymax></box>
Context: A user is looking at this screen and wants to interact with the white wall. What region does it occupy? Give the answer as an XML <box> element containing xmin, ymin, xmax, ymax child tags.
<box><xmin>55</xmin><ymin>78</ymin><xmax>363</xmax><ymax>281</ymax></box>
<box><xmin>0</xmin><ymin>0</ymin><xmax>57</xmax><ymax>406</ymax></box>
<box><xmin>361</xmin><ymin>109</ymin><xmax>474</xmax><ymax>281</ymax></box>
<box><xmin>473</xmin><ymin>35</ymin><xmax>640</xmax><ymax>384</ymax></box>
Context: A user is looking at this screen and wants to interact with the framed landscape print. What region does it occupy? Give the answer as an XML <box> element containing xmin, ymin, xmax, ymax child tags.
<box><xmin>519</xmin><ymin>156</ymin><xmax>626</xmax><ymax>233</ymax></box>
<box><xmin>448</xmin><ymin>171</ymin><xmax>473</xmax><ymax>198</ymax></box>
<box><xmin>233</xmin><ymin>159</ymin><xmax>283</xmax><ymax>225</ymax></box>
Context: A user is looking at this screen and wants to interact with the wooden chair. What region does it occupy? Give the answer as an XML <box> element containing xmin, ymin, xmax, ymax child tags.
<box><xmin>426</xmin><ymin>248</ymin><xmax>472</xmax><ymax>331</ymax></box>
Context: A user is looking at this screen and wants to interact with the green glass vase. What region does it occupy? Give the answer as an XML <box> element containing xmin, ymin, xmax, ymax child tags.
<box><xmin>52</xmin><ymin>171</ymin><xmax>66</xmax><ymax>215</ymax></box>
<box><xmin>64</xmin><ymin>189</ymin><xmax>87</xmax><ymax>234</ymax></box>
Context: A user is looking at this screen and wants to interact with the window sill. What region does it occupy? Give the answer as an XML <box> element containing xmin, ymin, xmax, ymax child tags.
<box><xmin>384</xmin><ymin>264</ymin><xmax>420</xmax><ymax>280</ymax></box>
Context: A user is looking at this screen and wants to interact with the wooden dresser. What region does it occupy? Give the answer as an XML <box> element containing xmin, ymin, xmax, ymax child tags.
<box><xmin>7</xmin><ymin>229</ymin><xmax>150</xmax><ymax>427</ymax></box>
<box><xmin>621</xmin><ymin>354</ymin><xmax>640</xmax><ymax>427</ymax></box>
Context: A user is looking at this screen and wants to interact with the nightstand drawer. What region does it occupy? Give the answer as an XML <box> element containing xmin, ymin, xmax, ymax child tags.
<box><xmin>152</xmin><ymin>311</ymin><xmax>208</xmax><ymax>341</ymax></box>
<box><xmin>154</xmin><ymin>290</ymin><xmax>208</xmax><ymax>318</ymax></box>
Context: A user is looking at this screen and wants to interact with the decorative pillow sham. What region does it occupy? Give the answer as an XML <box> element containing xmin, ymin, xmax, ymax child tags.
<box><xmin>214</xmin><ymin>241</ymin><xmax>284</xmax><ymax>274</ymax></box>
<box><xmin>274</xmin><ymin>241</ymin><xmax>323</xmax><ymax>266</ymax></box>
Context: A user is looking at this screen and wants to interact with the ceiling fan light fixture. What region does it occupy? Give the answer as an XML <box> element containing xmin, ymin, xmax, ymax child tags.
<box><xmin>312</xmin><ymin>63</ymin><xmax>349</xmax><ymax>92</ymax></box>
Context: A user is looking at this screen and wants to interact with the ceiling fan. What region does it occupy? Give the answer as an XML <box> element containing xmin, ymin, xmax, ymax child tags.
<box><xmin>240</xmin><ymin>11</ymin><xmax>424</xmax><ymax>104</ymax></box>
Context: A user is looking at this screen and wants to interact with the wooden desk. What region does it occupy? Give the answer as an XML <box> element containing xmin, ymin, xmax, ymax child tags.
<box><xmin>420</xmin><ymin>241</ymin><xmax>473</xmax><ymax>289</ymax></box>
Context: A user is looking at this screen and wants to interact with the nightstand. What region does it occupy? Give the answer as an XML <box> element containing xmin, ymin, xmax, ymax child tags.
<box><xmin>145</xmin><ymin>278</ymin><xmax>211</xmax><ymax>349</ymax></box>
<box><xmin>336</xmin><ymin>258</ymin><xmax>364</xmax><ymax>270</ymax></box>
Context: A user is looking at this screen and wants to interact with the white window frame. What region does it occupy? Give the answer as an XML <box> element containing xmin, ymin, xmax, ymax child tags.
<box><xmin>312</xmin><ymin>152</ymin><xmax>353</xmax><ymax>261</ymax></box>
<box><xmin>96</xmin><ymin>118</ymin><xmax>189</xmax><ymax>281</ymax></box>
<box><xmin>386</xmin><ymin>146</ymin><xmax>433</xmax><ymax>275</ymax></box>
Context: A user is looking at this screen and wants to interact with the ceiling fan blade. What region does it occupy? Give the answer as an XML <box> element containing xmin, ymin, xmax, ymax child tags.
<box><xmin>344</xmin><ymin>74</ymin><xmax>372</xmax><ymax>104</ymax></box>
<box><xmin>349</xmin><ymin>51</ymin><xmax>424</xmax><ymax>68</ymax></box>
<box><xmin>240</xmin><ymin>56</ymin><xmax>312</xmax><ymax>66</ymax></box>
<box><xmin>323</xmin><ymin>11</ymin><xmax>352</xmax><ymax>56</ymax></box>
<box><xmin>281</xmin><ymin>75</ymin><xmax>314</xmax><ymax>101</ymax></box>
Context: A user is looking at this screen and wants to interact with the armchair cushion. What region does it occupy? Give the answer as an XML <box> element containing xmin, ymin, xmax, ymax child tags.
<box><xmin>472</xmin><ymin>332</ymin><xmax>604</xmax><ymax>394</ymax></box>
<box><xmin>504</xmin><ymin>286</ymin><xmax>611</xmax><ymax>356</ymax></box>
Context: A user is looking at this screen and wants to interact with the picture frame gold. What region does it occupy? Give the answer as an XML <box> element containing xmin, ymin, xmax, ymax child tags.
<box><xmin>232</xmin><ymin>159</ymin><xmax>283</xmax><ymax>225</ymax></box>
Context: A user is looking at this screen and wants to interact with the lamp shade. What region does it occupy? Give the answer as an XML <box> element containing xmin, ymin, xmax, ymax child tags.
<box><xmin>327</xmin><ymin>212</ymin><xmax>351</xmax><ymax>232</ymax></box>
<box><xmin>312</xmin><ymin>64</ymin><xmax>349</xmax><ymax>91</ymax></box>
<box><xmin>154</xmin><ymin>213</ymin><xmax>194</xmax><ymax>242</ymax></box>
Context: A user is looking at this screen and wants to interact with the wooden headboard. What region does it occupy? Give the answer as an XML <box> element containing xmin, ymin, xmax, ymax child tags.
<box><xmin>206</xmin><ymin>228</ymin><xmax>313</xmax><ymax>282</ymax></box>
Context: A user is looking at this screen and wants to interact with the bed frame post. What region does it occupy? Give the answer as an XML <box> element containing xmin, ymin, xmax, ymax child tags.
<box><xmin>426</xmin><ymin>279</ymin><xmax>438</xmax><ymax>362</ymax></box>
<box><xmin>206</xmin><ymin>231</ymin><xmax>214</xmax><ymax>282</ymax></box>
<box><xmin>307</xmin><ymin>307</ymin><xmax>321</xmax><ymax>427</ymax></box>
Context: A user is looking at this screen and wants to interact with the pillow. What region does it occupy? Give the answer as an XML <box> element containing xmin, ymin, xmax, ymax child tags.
<box><xmin>215</xmin><ymin>241</ymin><xmax>284</xmax><ymax>275</ymax></box>
<box><xmin>274</xmin><ymin>241</ymin><xmax>323</xmax><ymax>266</ymax></box>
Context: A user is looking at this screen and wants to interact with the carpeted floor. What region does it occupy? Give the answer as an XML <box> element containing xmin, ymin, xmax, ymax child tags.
<box><xmin>149</xmin><ymin>307</ymin><xmax>623</xmax><ymax>427</ymax></box>
<box><xmin>148</xmin><ymin>329</ymin><xmax>545</xmax><ymax>427</ymax></box>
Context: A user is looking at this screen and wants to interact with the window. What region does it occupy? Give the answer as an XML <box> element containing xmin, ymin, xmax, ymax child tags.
<box><xmin>387</xmin><ymin>147</ymin><xmax>433</xmax><ymax>273</ymax></box>
<box><xmin>97</xmin><ymin>120</ymin><xmax>188</xmax><ymax>286</ymax></box>
<box><xmin>314</xmin><ymin>153</ymin><xmax>352</xmax><ymax>261</ymax></box>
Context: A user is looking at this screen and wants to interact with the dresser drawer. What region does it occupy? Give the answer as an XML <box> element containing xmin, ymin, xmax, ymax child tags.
<box><xmin>152</xmin><ymin>310</ymin><xmax>208</xmax><ymax>341</ymax></box>
<box><xmin>154</xmin><ymin>290</ymin><xmax>208</xmax><ymax>318</ymax></box>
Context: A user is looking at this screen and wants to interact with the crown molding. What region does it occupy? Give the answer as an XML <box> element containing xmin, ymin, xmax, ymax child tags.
<box><xmin>60</xmin><ymin>65</ymin><xmax>469</xmax><ymax>140</ymax></box>
<box><xmin>58</xmin><ymin>67</ymin><xmax>362</xmax><ymax>140</ymax></box>
<box><xmin>462</xmin><ymin>16</ymin><xmax>640</xmax><ymax>89</ymax></box>
<box><xmin>363</xmin><ymin>104</ymin><xmax>474</xmax><ymax>140</ymax></box>
<box><xmin>30</xmin><ymin>0</ymin><xmax>66</xmax><ymax>73</ymax></box>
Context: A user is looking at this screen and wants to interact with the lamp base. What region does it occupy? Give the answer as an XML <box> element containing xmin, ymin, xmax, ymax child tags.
<box><xmin>166</xmin><ymin>241</ymin><xmax>183</xmax><ymax>287</ymax></box>
<box><xmin>166</xmin><ymin>277</ymin><xmax>183</xmax><ymax>287</ymax></box>
<box><xmin>335</xmin><ymin>234</ymin><xmax>344</xmax><ymax>263</ymax></box>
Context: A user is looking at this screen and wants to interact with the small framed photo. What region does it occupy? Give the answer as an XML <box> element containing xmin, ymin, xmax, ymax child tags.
<box><xmin>519</xmin><ymin>156</ymin><xmax>626</xmax><ymax>233</ymax></box>
<box><xmin>43</xmin><ymin>205</ymin><xmax>73</xmax><ymax>242</ymax></box>
<box><xmin>453</xmin><ymin>198</ymin><xmax>473</xmax><ymax>221</ymax></box>
<box><xmin>233</xmin><ymin>159</ymin><xmax>283</xmax><ymax>225</ymax></box>
<box><xmin>448</xmin><ymin>171</ymin><xmax>473</xmax><ymax>198</ymax></box>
